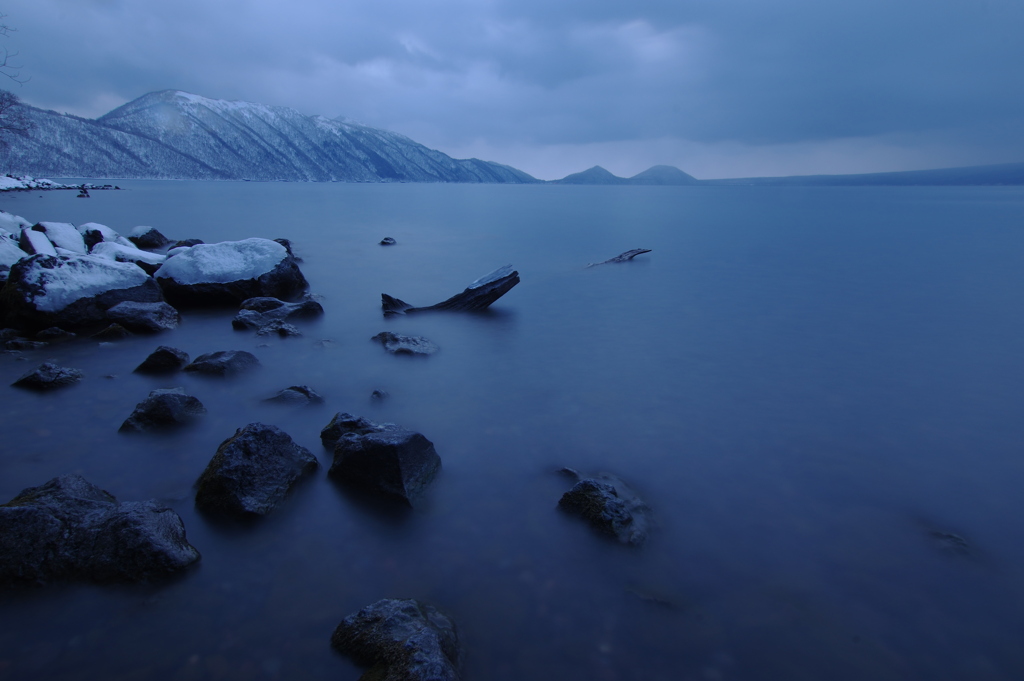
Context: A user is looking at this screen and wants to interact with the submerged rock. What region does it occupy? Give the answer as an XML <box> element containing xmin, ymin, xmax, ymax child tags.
<box><xmin>371</xmin><ymin>331</ymin><xmax>439</xmax><ymax>356</ymax></box>
<box><xmin>558</xmin><ymin>472</ymin><xmax>652</xmax><ymax>546</ymax></box>
<box><xmin>34</xmin><ymin>327</ymin><xmax>76</xmax><ymax>343</ymax></box>
<box><xmin>232</xmin><ymin>296</ymin><xmax>323</xmax><ymax>332</ymax></box>
<box><xmin>134</xmin><ymin>346</ymin><xmax>190</xmax><ymax>374</ymax></box>
<box><xmin>155</xmin><ymin>238</ymin><xmax>308</xmax><ymax>306</ymax></box>
<box><xmin>0</xmin><ymin>475</ymin><xmax>200</xmax><ymax>584</ymax></box>
<box><xmin>586</xmin><ymin>248</ymin><xmax>652</xmax><ymax>267</ymax></box>
<box><xmin>194</xmin><ymin>423</ymin><xmax>319</xmax><ymax>517</ymax></box>
<box><xmin>264</xmin><ymin>385</ymin><xmax>324</xmax><ymax>405</ymax></box>
<box><xmin>256</xmin><ymin>320</ymin><xmax>301</xmax><ymax>337</ymax></box>
<box><xmin>91</xmin><ymin>322</ymin><xmax>133</xmax><ymax>341</ymax></box>
<box><xmin>382</xmin><ymin>264</ymin><xmax>519</xmax><ymax>315</ymax></box>
<box><xmin>183</xmin><ymin>350</ymin><xmax>261</xmax><ymax>377</ymax></box>
<box><xmin>105</xmin><ymin>301</ymin><xmax>180</xmax><ymax>333</ymax></box>
<box><xmin>322</xmin><ymin>412</ymin><xmax>441</xmax><ymax>504</ymax></box>
<box><xmin>331</xmin><ymin>598</ymin><xmax>461</xmax><ymax>681</ymax></box>
<box><xmin>119</xmin><ymin>388</ymin><xmax>207</xmax><ymax>433</ymax></box>
<box><xmin>12</xmin><ymin>362</ymin><xmax>83</xmax><ymax>390</ymax></box>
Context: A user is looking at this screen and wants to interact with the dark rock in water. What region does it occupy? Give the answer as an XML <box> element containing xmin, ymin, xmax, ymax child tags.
<box><xmin>91</xmin><ymin>323</ymin><xmax>133</xmax><ymax>341</ymax></box>
<box><xmin>155</xmin><ymin>238</ymin><xmax>309</xmax><ymax>307</ymax></box>
<box><xmin>586</xmin><ymin>248</ymin><xmax>652</xmax><ymax>267</ymax></box>
<box><xmin>119</xmin><ymin>388</ymin><xmax>207</xmax><ymax>433</ymax></box>
<box><xmin>331</xmin><ymin>598</ymin><xmax>461</xmax><ymax>681</ymax></box>
<box><xmin>320</xmin><ymin>412</ymin><xmax>380</xmax><ymax>448</ymax></box>
<box><xmin>171</xmin><ymin>239</ymin><xmax>204</xmax><ymax>249</ymax></box>
<box><xmin>105</xmin><ymin>301</ymin><xmax>180</xmax><ymax>333</ymax></box>
<box><xmin>264</xmin><ymin>385</ymin><xmax>324</xmax><ymax>405</ymax></box>
<box><xmin>929</xmin><ymin>530</ymin><xmax>971</xmax><ymax>555</ymax></box>
<box><xmin>558</xmin><ymin>472</ymin><xmax>651</xmax><ymax>546</ymax></box>
<box><xmin>1</xmin><ymin>254</ymin><xmax>165</xmax><ymax>331</ymax></box>
<box><xmin>232</xmin><ymin>296</ymin><xmax>324</xmax><ymax>332</ymax></box>
<box><xmin>194</xmin><ymin>423</ymin><xmax>319</xmax><ymax>517</ymax></box>
<box><xmin>12</xmin><ymin>362</ymin><xmax>83</xmax><ymax>390</ymax></box>
<box><xmin>128</xmin><ymin>226</ymin><xmax>172</xmax><ymax>251</ymax></box>
<box><xmin>5</xmin><ymin>339</ymin><xmax>48</xmax><ymax>351</ymax></box>
<box><xmin>134</xmin><ymin>346</ymin><xmax>190</xmax><ymax>374</ymax></box>
<box><xmin>241</xmin><ymin>296</ymin><xmax>324</xmax><ymax>318</ymax></box>
<box><xmin>184</xmin><ymin>350</ymin><xmax>260</xmax><ymax>377</ymax></box>
<box><xmin>382</xmin><ymin>264</ymin><xmax>519</xmax><ymax>316</ymax></box>
<box><xmin>256</xmin><ymin>320</ymin><xmax>301</xmax><ymax>337</ymax></box>
<box><xmin>371</xmin><ymin>331</ymin><xmax>439</xmax><ymax>356</ymax></box>
<box><xmin>322</xmin><ymin>412</ymin><xmax>441</xmax><ymax>504</ymax></box>
<box><xmin>34</xmin><ymin>327</ymin><xmax>76</xmax><ymax>343</ymax></box>
<box><xmin>371</xmin><ymin>389</ymin><xmax>389</xmax><ymax>400</ymax></box>
<box><xmin>0</xmin><ymin>474</ymin><xmax>200</xmax><ymax>584</ymax></box>
<box><xmin>379</xmin><ymin>237</ymin><xmax>397</xmax><ymax>246</ymax></box>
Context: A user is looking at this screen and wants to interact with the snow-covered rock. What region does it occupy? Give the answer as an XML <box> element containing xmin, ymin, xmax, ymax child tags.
<box><xmin>19</xmin><ymin>228</ymin><xmax>58</xmax><ymax>256</ymax></box>
<box><xmin>0</xmin><ymin>210</ymin><xmax>31</xmax><ymax>233</ymax></box>
<box><xmin>154</xmin><ymin>238</ymin><xmax>308</xmax><ymax>305</ymax></box>
<box><xmin>78</xmin><ymin>222</ymin><xmax>133</xmax><ymax>250</ymax></box>
<box><xmin>91</xmin><ymin>241</ymin><xmax>167</xmax><ymax>268</ymax></box>
<box><xmin>1</xmin><ymin>254</ymin><xmax>164</xmax><ymax>330</ymax></box>
<box><xmin>0</xmin><ymin>235</ymin><xmax>28</xmax><ymax>269</ymax></box>
<box><xmin>34</xmin><ymin>222</ymin><xmax>87</xmax><ymax>254</ymax></box>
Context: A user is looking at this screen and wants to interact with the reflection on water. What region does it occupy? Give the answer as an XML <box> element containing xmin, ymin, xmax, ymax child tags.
<box><xmin>2</xmin><ymin>182</ymin><xmax>1024</xmax><ymax>679</ymax></box>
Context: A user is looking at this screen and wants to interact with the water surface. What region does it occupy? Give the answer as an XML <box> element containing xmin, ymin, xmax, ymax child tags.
<box><xmin>2</xmin><ymin>182</ymin><xmax>1024</xmax><ymax>680</ymax></box>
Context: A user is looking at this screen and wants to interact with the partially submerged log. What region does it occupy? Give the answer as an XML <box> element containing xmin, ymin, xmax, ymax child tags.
<box><xmin>382</xmin><ymin>264</ymin><xmax>519</xmax><ymax>316</ymax></box>
<box><xmin>587</xmin><ymin>248</ymin><xmax>652</xmax><ymax>267</ymax></box>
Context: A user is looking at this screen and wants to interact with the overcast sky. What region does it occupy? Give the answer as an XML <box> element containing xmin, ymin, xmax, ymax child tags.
<box><xmin>3</xmin><ymin>0</ymin><xmax>1023</xmax><ymax>180</ymax></box>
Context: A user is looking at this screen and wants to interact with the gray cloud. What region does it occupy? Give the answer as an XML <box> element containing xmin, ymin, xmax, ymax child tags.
<box><xmin>3</xmin><ymin>0</ymin><xmax>1023</xmax><ymax>178</ymax></box>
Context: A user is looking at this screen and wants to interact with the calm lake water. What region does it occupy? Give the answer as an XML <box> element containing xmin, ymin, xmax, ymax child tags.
<box><xmin>2</xmin><ymin>181</ymin><xmax>1024</xmax><ymax>680</ymax></box>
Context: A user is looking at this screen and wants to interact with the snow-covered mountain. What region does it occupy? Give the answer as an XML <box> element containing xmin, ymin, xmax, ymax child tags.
<box><xmin>3</xmin><ymin>90</ymin><xmax>539</xmax><ymax>183</ymax></box>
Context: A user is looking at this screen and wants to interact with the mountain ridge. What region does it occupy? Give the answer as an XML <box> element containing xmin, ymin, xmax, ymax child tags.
<box><xmin>5</xmin><ymin>90</ymin><xmax>540</xmax><ymax>183</ymax></box>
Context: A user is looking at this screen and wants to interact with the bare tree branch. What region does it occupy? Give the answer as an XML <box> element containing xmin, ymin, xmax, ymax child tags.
<box><xmin>0</xmin><ymin>13</ymin><xmax>26</xmax><ymax>83</ymax></box>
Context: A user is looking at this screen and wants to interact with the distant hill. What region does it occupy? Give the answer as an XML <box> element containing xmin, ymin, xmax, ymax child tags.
<box><xmin>553</xmin><ymin>161</ymin><xmax>1024</xmax><ymax>187</ymax></box>
<box><xmin>553</xmin><ymin>164</ymin><xmax>699</xmax><ymax>185</ymax></box>
<box><xmin>5</xmin><ymin>90</ymin><xmax>540</xmax><ymax>183</ymax></box>
<box><xmin>703</xmin><ymin>162</ymin><xmax>1024</xmax><ymax>186</ymax></box>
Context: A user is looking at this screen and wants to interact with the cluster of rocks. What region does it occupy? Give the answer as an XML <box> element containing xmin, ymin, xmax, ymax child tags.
<box><xmin>0</xmin><ymin>176</ymin><xmax>120</xmax><ymax>193</ymax></box>
<box><xmin>0</xmin><ymin>210</ymin><xmax>309</xmax><ymax>340</ymax></box>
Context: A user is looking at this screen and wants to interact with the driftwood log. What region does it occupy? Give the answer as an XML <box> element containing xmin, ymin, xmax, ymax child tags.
<box><xmin>382</xmin><ymin>265</ymin><xmax>520</xmax><ymax>316</ymax></box>
<box><xmin>587</xmin><ymin>249</ymin><xmax>652</xmax><ymax>267</ymax></box>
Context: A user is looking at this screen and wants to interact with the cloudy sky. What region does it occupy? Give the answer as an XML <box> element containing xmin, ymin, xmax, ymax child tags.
<box><xmin>3</xmin><ymin>0</ymin><xmax>1023</xmax><ymax>180</ymax></box>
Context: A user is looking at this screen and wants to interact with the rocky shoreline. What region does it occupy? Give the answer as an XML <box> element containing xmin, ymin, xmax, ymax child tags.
<box><xmin>0</xmin><ymin>203</ymin><xmax>670</xmax><ymax>678</ymax></box>
<box><xmin>0</xmin><ymin>175</ymin><xmax>121</xmax><ymax>193</ymax></box>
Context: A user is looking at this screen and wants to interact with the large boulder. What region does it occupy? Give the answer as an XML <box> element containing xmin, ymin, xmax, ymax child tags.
<box><xmin>119</xmin><ymin>388</ymin><xmax>207</xmax><ymax>433</ymax></box>
<box><xmin>331</xmin><ymin>598</ymin><xmax>461</xmax><ymax>681</ymax></box>
<box><xmin>194</xmin><ymin>423</ymin><xmax>319</xmax><ymax>517</ymax></box>
<box><xmin>558</xmin><ymin>471</ymin><xmax>652</xmax><ymax>546</ymax></box>
<box><xmin>183</xmin><ymin>350</ymin><xmax>260</xmax><ymax>377</ymax></box>
<box><xmin>1</xmin><ymin>254</ymin><xmax>164</xmax><ymax>331</ymax></box>
<box><xmin>322</xmin><ymin>413</ymin><xmax>441</xmax><ymax>504</ymax></box>
<box><xmin>0</xmin><ymin>475</ymin><xmax>200</xmax><ymax>584</ymax></box>
<box><xmin>105</xmin><ymin>301</ymin><xmax>180</xmax><ymax>333</ymax></box>
<box><xmin>154</xmin><ymin>238</ymin><xmax>308</xmax><ymax>307</ymax></box>
<box><xmin>18</xmin><ymin>228</ymin><xmax>57</xmax><ymax>256</ymax></box>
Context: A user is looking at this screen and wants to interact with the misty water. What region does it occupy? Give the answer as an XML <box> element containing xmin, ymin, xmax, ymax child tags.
<box><xmin>2</xmin><ymin>181</ymin><xmax>1024</xmax><ymax>680</ymax></box>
